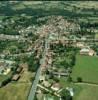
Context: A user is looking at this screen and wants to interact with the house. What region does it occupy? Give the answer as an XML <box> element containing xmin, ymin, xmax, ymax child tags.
<box><xmin>43</xmin><ymin>81</ymin><xmax>51</xmax><ymax>88</ymax></box>
<box><xmin>3</xmin><ymin>68</ymin><xmax>11</xmax><ymax>75</ymax></box>
<box><xmin>80</xmin><ymin>48</ymin><xmax>89</xmax><ymax>55</ymax></box>
<box><xmin>52</xmin><ymin>71</ymin><xmax>69</xmax><ymax>77</ymax></box>
<box><xmin>66</xmin><ymin>87</ymin><xmax>74</xmax><ymax>96</ymax></box>
<box><xmin>76</xmin><ymin>42</ymin><xmax>85</xmax><ymax>48</ymax></box>
<box><xmin>81</xmin><ymin>37</ymin><xmax>86</xmax><ymax>41</ymax></box>
<box><xmin>41</xmin><ymin>64</ymin><xmax>46</xmax><ymax>72</ymax></box>
<box><xmin>40</xmin><ymin>75</ymin><xmax>45</xmax><ymax>81</ymax></box>
<box><xmin>0</xmin><ymin>62</ymin><xmax>11</xmax><ymax>75</ymax></box>
<box><xmin>51</xmin><ymin>83</ymin><xmax>61</xmax><ymax>91</ymax></box>
<box><xmin>16</xmin><ymin>67</ymin><xmax>23</xmax><ymax>73</ymax></box>
<box><xmin>89</xmin><ymin>49</ymin><xmax>96</xmax><ymax>56</ymax></box>
<box><xmin>80</xmin><ymin>48</ymin><xmax>95</xmax><ymax>56</ymax></box>
<box><xmin>48</xmin><ymin>59</ymin><xmax>52</xmax><ymax>65</ymax></box>
<box><xmin>12</xmin><ymin>74</ymin><xmax>20</xmax><ymax>81</ymax></box>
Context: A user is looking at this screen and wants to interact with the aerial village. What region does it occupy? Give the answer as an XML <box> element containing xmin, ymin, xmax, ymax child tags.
<box><xmin>0</xmin><ymin>1</ymin><xmax>98</xmax><ymax>100</ymax></box>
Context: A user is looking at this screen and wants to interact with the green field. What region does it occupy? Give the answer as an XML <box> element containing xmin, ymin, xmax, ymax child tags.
<box><xmin>0</xmin><ymin>83</ymin><xmax>31</xmax><ymax>100</ymax></box>
<box><xmin>95</xmin><ymin>33</ymin><xmax>98</xmax><ymax>39</ymax></box>
<box><xmin>58</xmin><ymin>77</ymin><xmax>98</xmax><ymax>100</ymax></box>
<box><xmin>72</xmin><ymin>55</ymin><xmax>98</xmax><ymax>83</ymax></box>
<box><xmin>0</xmin><ymin>72</ymin><xmax>13</xmax><ymax>82</ymax></box>
<box><xmin>0</xmin><ymin>66</ymin><xmax>33</xmax><ymax>100</ymax></box>
<box><xmin>74</xmin><ymin>84</ymin><xmax>98</xmax><ymax>100</ymax></box>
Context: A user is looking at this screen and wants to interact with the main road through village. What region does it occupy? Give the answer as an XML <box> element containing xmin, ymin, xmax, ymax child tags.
<box><xmin>28</xmin><ymin>34</ymin><xmax>49</xmax><ymax>100</ymax></box>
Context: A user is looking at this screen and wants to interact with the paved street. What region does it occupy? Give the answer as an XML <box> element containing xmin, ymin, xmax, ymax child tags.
<box><xmin>28</xmin><ymin>66</ymin><xmax>41</xmax><ymax>100</ymax></box>
<box><xmin>28</xmin><ymin>34</ymin><xmax>50</xmax><ymax>100</ymax></box>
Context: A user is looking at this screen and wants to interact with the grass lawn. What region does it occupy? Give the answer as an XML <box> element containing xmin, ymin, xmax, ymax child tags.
<box><xmin>0</xmin><ymin>75</ymin><xmax>7</xmax><ymax>82</ymax></box>
<box><xmin>74</xmin><ymin>84</ymin><xmax>98</xmax><ymax>100</ymax></box>
<box><xmin>71</xmin><ymin>54</ymin><xmax>98</xmax><ymax>83</ymax></box>
<box><xmin>0</xmin><ymin>63</ymin><xmax>33</xmax><ymax>100</ymax></box>
<box><xmin>58</xmin><ymin>77</ymin><xmax>98</xmax><ymax>100</ymax></box>
<box><xmin>0</xmin><ymin>72</ymin><xmax>13</xmax><ymax>82</ymax></box>
<box><xmin>45</xmin><ymin>94</ymin><xmax>59</xmax><ymax>100</ymax></box>
<box><xmin>95</xmin><ymin>33</ymin><xmax>98</xmax><ymax>39</ymax></box>
<box><xmin>0</xmin><ymin>83</ymin><xmax>31</xmax><ymax>100</ymax></box>
<box><xmin>18</xmin><ymin>71</ymin><xmax>34</xmax><ymax>83</ymax></box>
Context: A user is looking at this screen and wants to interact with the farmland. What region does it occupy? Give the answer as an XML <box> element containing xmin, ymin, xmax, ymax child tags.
<box><xmin>0</xmin><ymin>83</ymin><xmax>31</xmax><ymax>100</ymax></box>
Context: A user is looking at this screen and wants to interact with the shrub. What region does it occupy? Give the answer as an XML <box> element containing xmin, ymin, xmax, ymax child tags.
<box><xmin>77</xmin><ymin>77</ymin><xmax>82</xmax><ymax>82</ymax></box>
<box><xmin>1</xmin><ymin>77</ymin><xmax>12</xmax><ymax>87</ymax></box>
<box><xmin>67</xmin><ymin>76</ymin><xmax>72</xmax><ymax>82</ymax></box>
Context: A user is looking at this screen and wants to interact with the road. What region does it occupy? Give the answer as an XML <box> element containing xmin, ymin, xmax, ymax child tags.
<box><xmin>0</xmin><ymin>34</ymin><xmax>25</xmax><ymax>40</ymax></box>
<box><xmin>9</xmin><ymin>51</ymin><xmax>34</xmax><ymax>57</ymax></box>
<box><xmin>0</xmin><ymin>59</ymin><xmax>15</xmax><ymax>63</ymax></box>
<box><xmin>28</xmin><ymin>66</ymin><xmax>41</xmax><ymax>100</ymax></box>
<box><xmin>37</xmin><ymin>84</ymin><xmax>52</xmax><ymax>93</ymax></box>
<box><xmin>28</xmin><ymin>34</ymin><xmax>50</xmax><ymax>100</ymax></box>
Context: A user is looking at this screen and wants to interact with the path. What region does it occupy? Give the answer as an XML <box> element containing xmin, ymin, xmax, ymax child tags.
<box><xmin>37</xmin><ymin>84</ymin><xmax>52</xmax><ymax>93</ymax></box>
<box><xmin>74</xmin><ymin>82</ymin><xmax>98</xmax><ymax>87</ymax></box>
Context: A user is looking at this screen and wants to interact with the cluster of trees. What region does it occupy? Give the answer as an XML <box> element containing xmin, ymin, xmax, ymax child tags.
<box><xmin>0</xmin><ymin>63</ymin><xmax>20</xmax><ymax>88</ymax></box>
<box><xmin>68</xmin><ymin>20</ymin><xmax>96</xmax><ymax>38</ymax></box>
<box><xmin>0</xmin><ymin>16</ymin><xmax>48</xmax><ymax>32</ymax></box>
<box><xmin>60</xmin><ymin>89</ymin><xmax>72</xmax><ymax>100</ymax></box>
<box><xmin>27</xmin><ymin>53</ymin><xmax>40</xmax><ymax>72</ymax></box>
<box><xmin>0</xmin><ymin>17</ymin><xmax>19</xmax><ymax>35</ymax></box>
<box><xmin>51</xmin><ymin>43</ymin><xmax>76</xmax><ymax>69</ymax></box>
<box><xmin>0</xmin><ymin>40</ymin><xmax>18</xmax><ymax>53</ymax></box>
<box><xmin>0</xmin><ymin>40</ymin><xmax>30</xmax><ymax>54</ymax></box>
<box><xmin>76</xmin><ymin>29</ymin><xmax>95</xmax><ymax>36</ymax></box>
<box><xmin>0</xmin><ymin>25</ymin><xmax>19</xmax><ymax>35</ymax></box>
<box><xmin>80</xmin><ymin>22</ymin><xmax>98</xmax><ymax>29</ymax></box>
<box><xmin>0</xmin><ymin>40</ymin><xmax>8</xmax><ymax>52</ymax></box>
<box><xmin>0</xmin><ymin>77</ymin><xmax>12</xmax><ymax>88</ymax></box>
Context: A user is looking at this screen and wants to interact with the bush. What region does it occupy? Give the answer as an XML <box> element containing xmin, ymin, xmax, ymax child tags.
<box><xmin>77</xmin><ymin>77</ymin><xmax>82</xmax><ymax>82</ymax></box>
<box><xmin>53</xmin><ymin>77</ymin><xmax>59</xmax><ymax>82</ymax></box>
<box><xmin>30</xmin><ymin>77</ymin><xmax>35</xmax><ymax>82</ymax></box>
<box><xmin>61</xmin><ymin>89</ymin><xmax>73</xmax><ymax>100</ymax></box>
<box><xmin>1</xmin><ymin>77</ymin><xmax>12</xmax><ymax>87</ymax></box>
<box><xmin>67</xmin><ymin>76</ymin><xmax>72</xmax><ymax>82</ymax></box>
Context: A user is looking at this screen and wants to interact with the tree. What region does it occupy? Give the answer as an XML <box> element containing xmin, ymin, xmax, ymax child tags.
<box><xmin>27</xmin><ymin>54</ymin><xmax>40</xmax><ymax>72</ymax></box>
<box><xmin>53</xmin><ymin>77</ymin><xmax>59</xmax><ymax>82</ymax></box>
<box><xmin>48</xmin><ymin>72</ymin><xmax>54</xmax><ymax>79</ymax></box>
<box><xmin>46</xmin><ymin>70</ymin><xmax>49</xmax><ymax>75</ymax></box>
<box><xmin>77</xmin><ymin>77</ymin><xmax>82</xmax><ymax>82</ymax></box>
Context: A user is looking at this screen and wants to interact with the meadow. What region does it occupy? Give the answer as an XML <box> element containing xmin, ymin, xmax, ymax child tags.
<box><xmin>72</xmin><ymin>54</ymin><xmax>98</xmax><ymax>83</ymax></box>
<box><xmin>74</xmin><ymin>84</ymin><xmax>98</xmax><ymax>100</ymax></box>
<box><xmin>0</xmin><ymin>83</ymin><xmax>31</xmax><ymax>100</ymax></box>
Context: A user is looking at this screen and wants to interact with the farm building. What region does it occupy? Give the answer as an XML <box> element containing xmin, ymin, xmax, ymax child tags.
<box><xmin>80</xmin><ymin>48</ymin><xmax>96</xmax><ymax>56</ymax></box>
<box><xmin>12</xmin><ymin>74</ymin><xmax>20</xmax><ymax>81</ymax></box>
<box><xmin>51</xmin><ymin>83</ymin><xmax>61</xmax><ymax>91</ymax></box>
